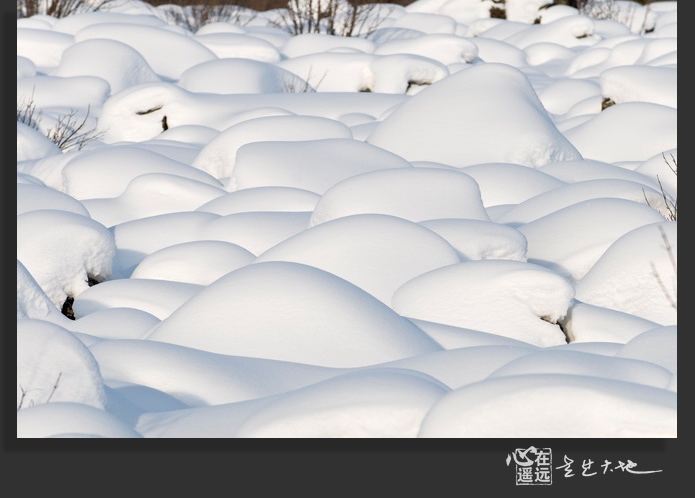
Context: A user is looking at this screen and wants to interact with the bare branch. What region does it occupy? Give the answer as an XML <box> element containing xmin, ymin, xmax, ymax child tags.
<box><xmin>18</xmin><ymin>0</ymin><xmax>119</xmax><ymax>18</ymax></box>
<box><xmin>17</xmin><ymin>385</ymin><xmax>27</xmax><ymax>411</ymax></box>
<box><xmin>45</xmin><ymin>105</ymin><xmax>106</xmax><ymax>151</ymax></box>
<box><xmin>642</xmin><ymin>152</ymin><xmax>677</xmax><ymax>221</ymax></box>
<box><xmin>663</xmin><ymin>152</ymin><xmax>677</xmax><ymax>176</ymax></box>
<box><xmin>651</xmin><ymin>225</ymin><xmax>677</xmax><ymax>310</ymax></box>
<box><xmin>270</xmin><ymin>0</ymin><xmax>393</xmax><ymax>37</ymax></box>
<box><xmin>45</xmin><ymin>372</ymin><xmax>63</xmax><ymax>403</ymax></box>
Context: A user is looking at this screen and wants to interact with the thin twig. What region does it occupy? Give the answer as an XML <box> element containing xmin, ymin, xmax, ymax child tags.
<box><xmin>642</xmin><ymin>152</ymin><xmax>677</xmax><ymax>221</ymax></box>
<box><xmin>45</xmin><ymin>372</ymin><xmax>63</xmax><ymax>403</ymax></box>
<box><xmin>651</xmin><ymin>225</ymin><xmax>677</xmax><ymax>310</ymax></box>
<box><xmin>17</xmin><ymin>385</ymin><xmax>27</xmax><ymax>411</ymax></box>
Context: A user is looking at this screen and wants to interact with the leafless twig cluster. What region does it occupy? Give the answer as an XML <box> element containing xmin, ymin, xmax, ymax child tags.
<box><xmin>17</xmin><ymin>0</ymin><xmax>118</xmax><ymax>18</ymax></box>
<box><xmin>156</xmin><ymin>1</ymin><xmax>257</xmax><ymax>31</ymax></box>
<box><xmin>643</xmin><ymin>152</ymin><xmax>677</xmax><ymax>222</ymax></box>
<box><xmin>270</xmin><ymin>0</ymin><xmax>394</xmax><ymax>37</ymax></box>
<box><xmin>651</xmin><ymin>225</ymin><xmax>677</xmax><ymax>310</ymax></box>
<box><xmin>17</xmin><ymin>373</ymin><xmax>63</xmax><ymax>411</ymax></box>
<box><xmin>18</xmin><ymin>94</ymin><xmax>106</xmax><ymax>152</ymax></box>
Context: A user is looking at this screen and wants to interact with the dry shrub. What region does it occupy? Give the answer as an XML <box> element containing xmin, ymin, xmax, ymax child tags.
<box><xmin>152</xmin><ymin>0</ymin><xmax>259</xmax><ymax>31</ymax></box>
<box><xmin>269</xmin><ymin>0</ymin><xmax>397</xmax><ymax>37</ymax></box>
<box><xmin>18</xmin><ymin>94</ymin><xmax>105</xmax><ymax>152</ymax></box>
<box><xmin>143</xmin><ymin>0</ymin><xmax>402</xmax><ymax>35</ymax></box>
<box><xmin>17</xmin><ymin>0</ymin><xmax>118</xmax><ymax>18</ymax></box>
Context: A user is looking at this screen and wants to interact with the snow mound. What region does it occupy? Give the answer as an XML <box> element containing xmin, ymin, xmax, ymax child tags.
<box><xmin>418</xmin><ymin>218</ymin><xmax>527</xmax><ymax>261</ymax></box>
<box><xmin>575</xmin><ymin>221</ymin><xmax>676</xmax><ymax>324</ymax></box>
<box><xmin>563</xmin><ymin>102</ymin><xmax>677</xmax><ymax>164</ymax></box>
<box><xmin>53</xmin><ymin>38</ymin><xmax>160</xmax><ymax>94</ymax></box>
<box><xmin>145</xmin><ymin>261</ymin><xmax>443</xmax><ymax>367</ymax></box>
<box><xmin>487</xmin><ymin>349</ymin><xmax>672</xmax><ymax>389</ymax></box>
<box><xmin>232</xmin><ymin>137</ymin><xmax>411</xmax><ymax>194</ymax></box>
<box><xmin>17</xmin><ymin>183</ymin><xmax>90</xmax><ymax>217</ymax></box>
<box><xmin>17</xmin><ymin>402</ymin><xmax>142</xmax><ymax>438</ymax></box>
<box><xmin>179</xmin><ymin>58</ymin><xmax>308</xmax><ymax>94</ymax></box>
<box><xmin>18</xmin><ymin>319</ymin><xmax>106</xmax><ymax>410</ymax></box>
<box><xmin>66</xmin><ymin>307</ymin><xmax>160</xmax><ymax>340</ymax></box>
<box><xmin>192</xmin><ymin>115</ymin><xmax>352</xmax><ymax>182</ymax></box>
<box><xmin>17</xmin><ymin>122</ymin><xmax>61</xmax><ymax>162</ymax></box>
<box><xmin>74</xmin><ymin>22</ymin><xmax>217</xmax><ymax>80</ymax></box>
<box><xmin>518</xmin><ymin>198</ymin><xmax>667</xmax><ymax>281</ymax></box>
<box><xmin>459</xmin><ymin>162</ymin><xmax>567</xmax><ymax>209</ymax></box>
<box><xmin>61</xmin><ymin>145</ymin><xmax>222</xmax><ymax>201</ymax></box>
<box><xmin>367</xmin><ymin>62</ymin><xmax>582</xmax><ymax>167</ymax></box>
<box><xmin>17</xmin><ymin>260</ymin><xmax>66</xmax><ymax>321</ymax></box>
<box><xmin>72</xmin><ymin>278</ymin><xmax>203</xmax><ymax>320</ymax></box>
<box><xmin>196</xmin><ymin>186</ymin><xmax>320</xmax><ymax>215</ymax></box>
<box><xmin>256</xmin><ymin>213</ymin><xmax>461</xmax><ymax>304</ymax></box>
<box><xmin>131</xmin><ymin>240</ymin><xmax>255</xmax><ymax>285</ymax></box>
<box><xmin>17</xmin><ymin>210</ymin><xmax>115</xmax><ymax>308</ymax></box>
<box><xmin>418</xmin><ymin>374</ymin><xmax>677</xmax><ymax>437</ymax></box>
<box><xmin>309</xmin><ymin>167</ymin><xmax>488</xmax><ymax>226</ymax></box>
<box><xmin>235</xmin><ymin>368</ymin><xmax>449</xmax><ymax>438</ymax></box>
<box><xmin>392</xmin><ymin>260</ymin><xmax>574</xmax><ymax>347</ymax></box>
<box><xmin>82</xmin><ymin>172</ymin><xmax>225</xmax><ymax>227</ymax></box>
<box><xmin>90</xmin><ymin>339</ymin><xmax>343</xmax><ymax>406</ymax></box>
<box><xmin>616</xmin><ymin>325</ymin><xmax>676</xmax><ymax>374</ymax></box>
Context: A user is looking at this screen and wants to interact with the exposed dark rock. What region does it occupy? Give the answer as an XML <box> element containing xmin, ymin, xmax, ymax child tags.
<box><xmin>601</xmin><ymin>97</ymin><xmax>616</xmax><ymax>110</ymax></box>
